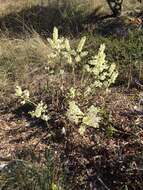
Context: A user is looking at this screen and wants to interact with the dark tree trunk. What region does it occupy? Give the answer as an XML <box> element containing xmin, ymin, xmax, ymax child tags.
<box><xmin>107</xmin><ymin>0</ymin><xmax>124</xmax><ymax>16</ymax></box>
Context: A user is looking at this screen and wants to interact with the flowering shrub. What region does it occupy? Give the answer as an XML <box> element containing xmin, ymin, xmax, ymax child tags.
<box><xmin>15</xmin><ymin>27</ymin><xmax>118</xmax><ymax>135</ymax></box>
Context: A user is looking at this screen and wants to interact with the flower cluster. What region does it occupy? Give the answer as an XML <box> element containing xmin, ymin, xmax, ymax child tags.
<box><xmin>47</xmin><ymin>27</ymin><xmax>88</xmax><ymax>65</ymax></box>
<box><xmin>15</xmin><ymin>86</ymin><xmax>50</xmax><ymax>122</ymax></box>
<box><xmin>85</xmin><ymin>44</ymin><xmax>118</xmax><ymax>88</ymax></box>
<box><xmin>66</xmin><ymin>99</ymin><xmax>101</xmax><ymax>135</ymax></box>
<box><xmin>47</xmin><ymin>27</ymin><xmax>65</xmax><ymax>59</ymax></box>
<box><xmin>66</xmin><ymin>100</ymin><xmax>84</xmax><ymax>124</ymax></box>
<box><xmin>64</xmin><ymin>36</ymin><xmax>88</xmax><ymax>64</ymax></box>
<box><xmin>29</xmin><ymin>101</ymin><xmax>50</xmax><ymax>121</ymax></box>
<box><xmin>15</xmin><ymin>86</ymin><xmax>29</xmax><ymax>104</ymax></box>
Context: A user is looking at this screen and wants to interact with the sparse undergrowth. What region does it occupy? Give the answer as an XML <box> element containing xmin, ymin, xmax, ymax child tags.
<box><xmin>0</xmin><ymin>2</ymin><xmax>143</xmax><ymax>190</ymax></box>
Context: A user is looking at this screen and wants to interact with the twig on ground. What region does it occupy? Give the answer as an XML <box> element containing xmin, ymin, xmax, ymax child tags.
<box><xmin>97</xmin><ymin>176</ymin><xmax>111</xmax><ymax>190</ymax></box>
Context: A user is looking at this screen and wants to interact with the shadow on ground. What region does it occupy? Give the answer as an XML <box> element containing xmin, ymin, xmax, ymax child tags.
<box><xmin>0</xmin><ymin>3</ymin><xmax>135</xmax><ymax>38</ymax></box>
<box><xmin>0</xmin><ymin>4</ymin><xmax>87</xmax><ymax>37</ymax></box>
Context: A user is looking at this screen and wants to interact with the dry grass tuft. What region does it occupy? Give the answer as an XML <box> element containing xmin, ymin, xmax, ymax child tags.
<box><xmin>0</xmin><ymin>32</ymin><xmax>51</xmax><ymax>105</ymax></box>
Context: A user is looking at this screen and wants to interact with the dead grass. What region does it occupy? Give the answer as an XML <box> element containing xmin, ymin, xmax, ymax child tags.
<box><xmin>0</xmin><ymin>32</ymin><xmax>52</xmax><ymax>105</ymax></box>
<box><xmin>0</xmin><ymin>0</ymin><xmax>42</xmax><ymax>17</ymax></box>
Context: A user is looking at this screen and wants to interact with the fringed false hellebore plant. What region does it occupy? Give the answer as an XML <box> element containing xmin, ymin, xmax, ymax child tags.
<box><xmin>15</xmin><ymin>27</ymin><xmax>118</xmax><ymax>135</ymax></box>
